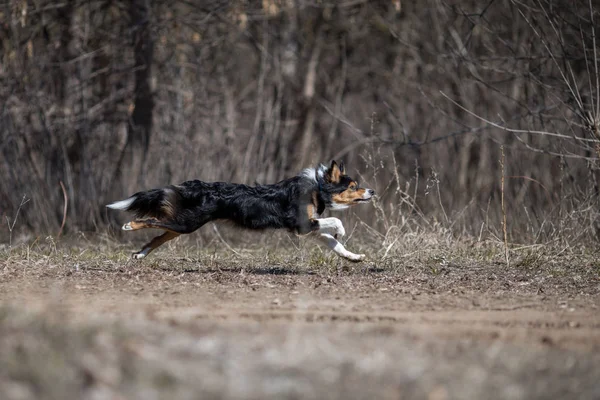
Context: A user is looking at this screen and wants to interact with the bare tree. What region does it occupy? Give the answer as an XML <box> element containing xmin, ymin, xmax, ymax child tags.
<box><xmin>115</xmin><ymin>0</ymin><xmax>155</xmax><ymax>190</ymax></box>
<box><xmin>2</xmin><ymin>0</ymin><xmax>600</xmax><ymax>244</ymax></box>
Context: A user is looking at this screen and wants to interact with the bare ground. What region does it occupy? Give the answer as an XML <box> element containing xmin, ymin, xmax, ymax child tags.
<box><xmin>0</xmin><ymin>240</ymin><xmax>599</xmax><ymax>400</ymax></box>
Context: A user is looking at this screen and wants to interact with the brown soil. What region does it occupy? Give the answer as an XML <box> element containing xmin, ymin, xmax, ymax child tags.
<box><xmin>0</xmin><ymin>253</ymin><xmax>599</xmax><ymax>400</ymax></box>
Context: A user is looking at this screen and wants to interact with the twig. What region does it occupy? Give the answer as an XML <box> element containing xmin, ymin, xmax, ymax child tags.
<box><xmin>413</xmin><ymin>158</ymin><xmax>419</xmax><ymax>209</ymax></box>
<box><xmin>6</xmin><ymin>194</ymin><xmax>30</xmax><ymax>248</ymax></box>
<box><xmin>343</xmin><ymin>220</ymin><xmax>360</xmax><ymax>245</ymax></box>
<box><xmin>434</xmin><ymin>169</ymin><xmax>449</xmax><ymax>224</ymax></box>
<box><xmin>58</xmin><ymin>181</ymin><xmax>68</xmax><ymax>238</ymax></box>
<box><xmin>500</xmin><ymin>145</ymin><xmax>509</xmax><ymax>267</ymax></box>
<box><xmin>211</xmin><ymin>223</ymin><xmax>241</xmax><ymax>256</ymax></box>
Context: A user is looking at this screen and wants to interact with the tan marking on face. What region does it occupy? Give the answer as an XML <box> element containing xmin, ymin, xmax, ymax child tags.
<box><xmin>331</xmin><ymin>187</ymin><xmax>368</xmax><ymax>206</ymax></box>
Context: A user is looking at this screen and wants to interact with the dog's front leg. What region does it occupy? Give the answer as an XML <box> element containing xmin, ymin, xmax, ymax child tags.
<box><xmin>316</xmin><ymin>233</ymin><xmax>365</xmax><ymax>262</ymax></box>
<box><xmin>314</xmin><ymin>217</ymin><xmax>346</xmax><ymax>238</ymax></box>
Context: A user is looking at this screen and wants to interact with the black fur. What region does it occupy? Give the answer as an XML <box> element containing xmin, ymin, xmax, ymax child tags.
<box><xmin>121</xmin><ymin>175</ymin><xmax>322</xmax><ymax>234</ymax></box>
<box><xmin>127</xmin><ymin>188</ymin><xmax>171</xmax><ymax>219</ymax></box>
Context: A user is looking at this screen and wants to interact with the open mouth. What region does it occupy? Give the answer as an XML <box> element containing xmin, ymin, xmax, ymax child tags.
<box><xmin>354</xmin><ymin>198</ymin><xmax>372</xmax><ymax>203</ymax></box>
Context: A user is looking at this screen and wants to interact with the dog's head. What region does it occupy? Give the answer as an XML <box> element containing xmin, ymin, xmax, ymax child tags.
<box><xmin>318</xmin><ymin>160</ymin><xmax>375</xmax><ymax>210</ymax></box>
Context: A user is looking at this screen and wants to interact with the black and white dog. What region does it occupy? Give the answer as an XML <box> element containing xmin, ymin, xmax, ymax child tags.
<box><xmin>107</xmin><ymin>160</ymin><xmax>374</xmax><ymax>261</ymax></box>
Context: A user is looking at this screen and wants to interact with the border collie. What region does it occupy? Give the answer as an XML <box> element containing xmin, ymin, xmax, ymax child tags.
<box><xmin>107</xmin><ymin>160</ymin><xmax>374</xmax><ymax>261</ymax></box>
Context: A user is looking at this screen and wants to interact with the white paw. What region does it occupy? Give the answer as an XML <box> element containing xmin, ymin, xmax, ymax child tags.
<box><xmin>345</xmin><ymin>252</ymin><xmax>365</xmax><ymax>262</ymax></box>
<box><xmin>334</xmin><ymin>221</ymin><xmax>346</xmax><ymax>238</ymax></box>
<box><xmin>122</xmin><ymin>222</ymin><xmax>133</xmax><ymax>231</ymax></box>
<box><xmin>132</xmin><ymin>252</ymin><xmax>145</xmax><ymax>259</ymax></box>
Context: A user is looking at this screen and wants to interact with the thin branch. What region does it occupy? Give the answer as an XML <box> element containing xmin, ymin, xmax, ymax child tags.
<box><xmin>500</xmin><ymin>145</ymin><xmax>509</xmax><ymax>267</ymax></box>
<box><xmin>536</xmin><ymin>0</ymin><xmax>586</xmax><ymax>116</ymax></box>
<box><xmin>580</xmin><ymin>10</ymin><xmax>596</xmax><ymax>126</ymax></box>
<box><xmin>440</xmin><ymin>91</ymin><xmax>600</xmax><ymax>143</ymax></box>
<box><xmin>6</xmin><ymin>195</ymin><xmax>30</xmax><ymax>248</ymax></box>
<box><xmin>520</xmin><ymin>2</ymin><xmax>584</xmax><ymax>112</ymax></box>
<box><xmin>513</xmin><ymin>134</ymin><xmax>597</xmax><ymax>160</ymax></box>
<box><xmin>590</xmin><ymin>0</ymin><xmax>600</xmax><ymax>124</ymax></box>
<box><xmin>211</xmin><ymin>223</ymin><xmax>241</xmax><ymax>256</ymax></box>
<box><xmin>58</xmin><ymin>181</ymin><xmax>68</xmax><ymax>238</ymax></box>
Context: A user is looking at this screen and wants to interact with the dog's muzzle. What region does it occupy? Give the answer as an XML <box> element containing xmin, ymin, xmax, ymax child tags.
<box><xmin>355</xmin><ymin>189</ymin><xmax>375</xmax><ymax>203</ymax></box>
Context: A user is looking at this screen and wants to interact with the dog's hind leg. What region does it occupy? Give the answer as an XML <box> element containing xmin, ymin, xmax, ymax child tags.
<box><xmin>122</xmin><ymin>218</ymin><xmax>197</xmax><ymax>234</ymax></box>
<box><xmin>122</xmin><ymin>219</ymin><xmax>161</xmax><ymax>231</ymax></box>
<box><xmin>132</xmin><ymin>231</ymin><xmax>180</xmax><ymax>259</ymax></box>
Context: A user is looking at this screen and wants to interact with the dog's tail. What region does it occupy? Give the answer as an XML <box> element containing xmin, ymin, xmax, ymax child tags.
<box><xmin>106</xmin><ymin>187</ymin><xmax>180</xmax><ymax>220</ymax></box>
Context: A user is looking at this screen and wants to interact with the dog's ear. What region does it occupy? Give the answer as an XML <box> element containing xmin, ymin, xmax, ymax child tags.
<box><xmin>338</xmin><ymin>161</ymin><xmax>346</xmax><ymax>175</ymax></box>
<box><xmin>326</xmin><ymin>160</ymin><xmax>342</xmax><ymax>183</ymax></box>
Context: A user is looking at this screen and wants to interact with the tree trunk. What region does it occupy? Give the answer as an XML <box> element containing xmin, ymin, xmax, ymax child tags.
<box><xmin>120</xmin><ymin>0</ymin><xmax>154</xmax><ymax>190</ymax></box>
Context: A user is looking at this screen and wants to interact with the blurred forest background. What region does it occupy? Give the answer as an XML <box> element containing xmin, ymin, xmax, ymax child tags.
<box><xmin>1</xmin><ymin>0</ymin><xmax>600</xmax><ymax>245</ymax></box>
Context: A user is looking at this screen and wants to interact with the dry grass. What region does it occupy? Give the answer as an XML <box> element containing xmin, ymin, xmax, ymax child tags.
<box><xmin>0</xmin><ymin>235</ymin><xmax>599</xmax><ymax>400</ymax></box>
<box><xmin>2</xmin><ymin>228</ymin><xmax>600</xmax><ymax>282</ymax></box>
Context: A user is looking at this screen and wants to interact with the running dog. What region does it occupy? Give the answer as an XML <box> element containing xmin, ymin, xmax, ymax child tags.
<box><xmin>107</xmin><ymin>160</ymin><xmax>375</xmax><ymax>261</ymax></box>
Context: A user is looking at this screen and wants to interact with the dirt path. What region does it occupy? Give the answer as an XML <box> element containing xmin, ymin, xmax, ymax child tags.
<box><xmin>1</xmin><ymin>268</ymin><xmax>599</xmax><ymax>351</ymax></box>
<box><xmin>1</xmin><ymin>263</ymin><xmax>599</xmax><ymax>399</ymax></box>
